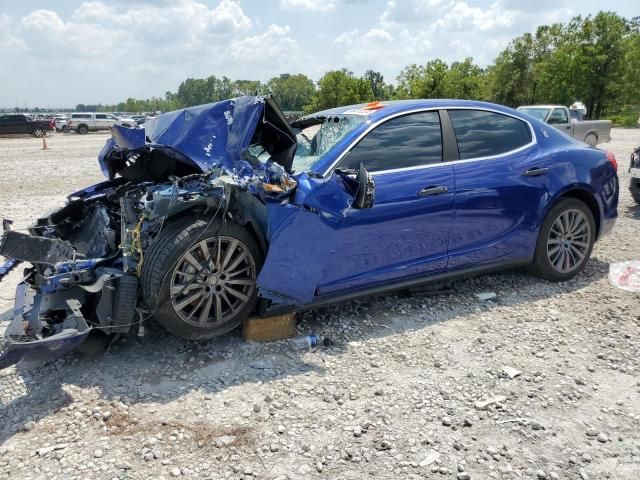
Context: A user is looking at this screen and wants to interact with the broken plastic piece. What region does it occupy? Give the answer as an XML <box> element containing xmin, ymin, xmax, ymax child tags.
<box><xmin>0</xmin><ymin>231</ymin><xmax>75</xmax><ymax>265</ymax></box>
<box><xmin>608</xmin><ymin>260</ymin><xmax>640</xmax><ymax>292</ymax></box>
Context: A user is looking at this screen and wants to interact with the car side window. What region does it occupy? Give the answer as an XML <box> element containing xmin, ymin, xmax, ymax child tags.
<box><xmin>336</xmin><ymin>111</ymin><xmax>442</xmax><ymax>172</ymax></box>
<box><xmin>95</xmin><ymin>114</ymin><xmax>107</xmax><ymax>120</ymax></box>
<box><xmin>549</xmin><ymin>108</ymin><xmax>568</xmax><ymax>124</ymax></box>
<box><xmin>448</xmin><ymin>109</ymin><xmax>531</xmax><ymax>160</ymax></box>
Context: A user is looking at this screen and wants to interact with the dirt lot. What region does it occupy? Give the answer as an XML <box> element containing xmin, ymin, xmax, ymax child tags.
<box><xmin>0</xmin><ymin>130</ymin><xmax>639</xmax><ymax>480</ymax></box>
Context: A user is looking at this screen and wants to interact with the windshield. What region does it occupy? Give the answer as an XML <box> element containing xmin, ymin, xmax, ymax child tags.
<box><xmin>290</xmin><ymin>115</ymin><xmax>367</xmax><ymax>173</ymax></box>
<box><xmin>518</xmin><ymin>107</ymin><xmax>550</xmax><ymax>121</ymax></box>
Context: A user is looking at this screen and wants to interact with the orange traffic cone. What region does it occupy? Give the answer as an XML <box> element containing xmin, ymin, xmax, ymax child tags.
<box><xmin>42</xmin><ymin>134</ymin><xmax>48</xmax><ymax>150</ymax></box>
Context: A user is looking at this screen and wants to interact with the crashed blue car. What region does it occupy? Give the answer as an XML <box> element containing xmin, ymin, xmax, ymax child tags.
<box><xmin>0</xmin><ymin>96</ymin><xmax>618</xmax><ymax>368</ymax></box>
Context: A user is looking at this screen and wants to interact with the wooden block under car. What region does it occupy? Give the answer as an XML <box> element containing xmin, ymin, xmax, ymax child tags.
<box><xmin>243</xmin><ymin>313</ymin><xmax>297</xmax><ymax>342</ymax></box>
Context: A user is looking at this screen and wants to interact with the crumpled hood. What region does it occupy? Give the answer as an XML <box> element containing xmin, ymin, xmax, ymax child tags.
<box><xmin>99</xmin><ymin>95</ymin><xmax>296</xmax><ymax>179</ymax></box>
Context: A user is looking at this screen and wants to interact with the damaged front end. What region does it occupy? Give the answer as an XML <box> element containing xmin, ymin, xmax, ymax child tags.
<box><xmin>0</xmin><ymin>95</ymin><xmax>299</xmax><ymax>369</ymax></box>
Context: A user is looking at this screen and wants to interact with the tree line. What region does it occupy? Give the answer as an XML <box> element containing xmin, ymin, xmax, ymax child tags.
<box><xmin>78</xmin><ymin>11</ymin><xmax>638</xmax><ymax>125</ymax></box>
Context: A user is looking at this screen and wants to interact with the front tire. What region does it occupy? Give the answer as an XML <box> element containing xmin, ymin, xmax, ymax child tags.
<box><xmin>530</xmin><ymin>198</ymin><xmax>595</xmax><ymax>281</ymax></box>
<box><xmin>141</xmin><ymin>216</ymin><xmax>263</xmax><ymax>340</ymax></box>
<box><xmin>77</xmin><ymin>125</ymin><xmax>88</xmax><ymax>135</ymax></box>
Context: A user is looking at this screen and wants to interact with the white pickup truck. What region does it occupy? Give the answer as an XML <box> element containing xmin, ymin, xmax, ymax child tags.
<box><xmin>66</xmin><ymin>113</ymin><xmax>135</xmax><ymax>134</ymax></box>
<box><xmin>517</xmin><ymin>105</ymin><xmax>611</xmax><ymax>147</ymax></box>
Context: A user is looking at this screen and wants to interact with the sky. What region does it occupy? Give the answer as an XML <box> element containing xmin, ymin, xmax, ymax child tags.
<box><xmin>0</xmin><ymin>0</ymin><xmax>636</xmax><ymax>107</ymax></box>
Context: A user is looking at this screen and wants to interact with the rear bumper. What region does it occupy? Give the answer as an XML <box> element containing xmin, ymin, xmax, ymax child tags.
<box><xmin>0</xmin><ymin>282</ymin><xmax>91</xmax><ymax>369</ymax></box>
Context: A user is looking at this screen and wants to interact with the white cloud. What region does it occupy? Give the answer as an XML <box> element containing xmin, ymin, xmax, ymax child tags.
<box><xmin>229</xmin><ymin>24</ymin><xmax>301</xmax><ymax>67</ymax></box>
<box><xmin>279</xmin><ymin>0</ymin><xmax>337</xmax><ymax>12</ymax></box>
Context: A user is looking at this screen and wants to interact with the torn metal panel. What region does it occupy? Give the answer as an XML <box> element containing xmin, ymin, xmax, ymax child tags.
<box><xmin>99</xmin><ymin>96</ymin><xmax>297</xmax><ymax>180</ymax></box>
<box><xmin>256</xmin><ymin>173</ymin><xmax>355</xmax><ymax>306</ymax></box>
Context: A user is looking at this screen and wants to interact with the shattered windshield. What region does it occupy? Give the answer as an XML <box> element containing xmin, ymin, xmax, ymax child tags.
<box><xmin>518</xmin><ymin>107</ymin><xmax>550</xmax><ymax>122</ymax></box>
<box><xmin>290</xmin><ymin>115</ymin><xmax>367</xmax><ymax>173</ymax></box>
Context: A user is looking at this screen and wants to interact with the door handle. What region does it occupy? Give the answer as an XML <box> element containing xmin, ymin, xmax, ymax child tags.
<box><xmin>417</xmin><ymin>185</ymin><xmax>448</xmax><ymax>197</ymax></box>
<box><xmin>522</xmin><ymin>167</ymin><xmax>549</xmax><ymax>177</ymax></box>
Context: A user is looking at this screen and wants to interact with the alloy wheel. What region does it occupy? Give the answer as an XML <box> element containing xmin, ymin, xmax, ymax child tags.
<box><xmin>169</xmin><ymin>236</ymin><xmax>257</xmax><ymax>327</ymax></box>
<box><xmin>546</xmin><ymin>209</ymin><xmax>591</xmax><ymax>273</ymax></box>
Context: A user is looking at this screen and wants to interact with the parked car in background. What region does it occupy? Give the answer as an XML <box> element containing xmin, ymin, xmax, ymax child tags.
<box><xmin>53</xmin><ymin>115</ymin><xmax>68</xmax><ymax>132</ymax></box>
<box><xmin>629</xmin><ymin>145</ymin><xmax>640</xmax><ymax>204</ymax></box>
<box><xmin>66</xmin><ymin>113</ymin><xmax>135</xmax><ymax>134</ymax></box>
<box><xmin>131</xmin><ymin>114</ymin><xmax>150</xmax><ymax>125</ymax></box>
<box><xmin>0</xmin><ymin>114</ymin><xmax>54</xmax><ymax>137</ymax></box>
<box><xmin>518</xmin><ymin>105</ymin><xmax>611</xmax><ymax>146</ymax></box>
<box><xmin>0</xmin><ymin>97</ymin><xmax>619</xmax><ymax>368</ymax></box>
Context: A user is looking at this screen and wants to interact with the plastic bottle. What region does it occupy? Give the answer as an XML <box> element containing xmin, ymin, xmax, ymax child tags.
<box><xmin>290</xmin><ymin>334</ymin><xmax>332</xmax><ymax>350</ymax></box>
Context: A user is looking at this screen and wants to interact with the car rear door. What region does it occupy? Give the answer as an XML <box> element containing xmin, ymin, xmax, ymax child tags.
<box><xmin>446</xmin><ymin>108</ymin><xmax>549</xmax><ymax>268</ymax></box>
<box><xmin>315</xmin><ymin>110</ymin><xmax>456</xmax><ymax>295</ymax></box>
<box><xmin>95</xmin><ymin>114</ymin><xmax>109</xmax><ymax>130</ymax></box>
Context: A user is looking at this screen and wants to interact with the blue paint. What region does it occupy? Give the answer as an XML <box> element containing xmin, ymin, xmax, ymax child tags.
<box><xmin>1</xmin><ymin>97</ymin><xmax>620</xmax><ymax>368</ymax></box>
<box><xmin>257</xmin><ymin>99</ymin><xmax>619</xmax><ymax>303</ymax></box>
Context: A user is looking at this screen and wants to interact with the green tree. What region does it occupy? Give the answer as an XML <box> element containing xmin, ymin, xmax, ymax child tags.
<box><xmin>267</xmin><ymin>74</ymin><xmax>316</xmax><ymax>111</ymax></box>
<box><xmin>396</xmin><ymin>59</ymin><xmax>449</xmax><ymax>98</ymax></box>
<box><xmin>305</xmin><ymin>69</ymin><xmax>373</xmax><ymax>112</ymax></box>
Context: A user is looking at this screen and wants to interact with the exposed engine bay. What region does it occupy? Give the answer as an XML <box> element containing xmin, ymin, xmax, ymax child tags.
<box><xmin>0</xmin><ymin>96</ymin><xmax>307</xmax><ymax>368</ymax></box>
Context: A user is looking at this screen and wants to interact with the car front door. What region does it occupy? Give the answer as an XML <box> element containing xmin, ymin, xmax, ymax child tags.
<box><xmin>314</xmin><ymin>110</ymin><xmax>456</xmax><ymax>296</ymax></box>
<box><xmin>446</xmin><ymin>108</ymin><xmax>549</xmax><ymax>268</ymax></box>
<box><xmin>547</xmin><ymin>107</ymin><xmax>572</xmax><ymax>135</ymax></box>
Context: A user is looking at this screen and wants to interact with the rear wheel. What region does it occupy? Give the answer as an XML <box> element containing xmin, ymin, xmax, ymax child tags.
<box><xmin>585</xmin><ymin>133</ymin><xmax>597</xmax><ymax>147</ymax></box>
<box><xmin>77</xmin><ymin>125</ymin><xmax>88</xmax><ymax>135</ymax></box>
<box><xmin>141</xmin><ymin>216</ymin><xmax>262</xmax><ymax>340</ymax></box>
<box><xmin>32</xmin><ymin>128</ymin><xmax>44</xmax><ymax>137</ymax></box>
<box><xmin>530</xmin><ymin>198</ymin><xmax>595</xmax><ymax>281</ymax></box>
<box><xmin>61</xmin><ymin>125</ymin><xmax>69</xmax><ymax>133</ymax></box>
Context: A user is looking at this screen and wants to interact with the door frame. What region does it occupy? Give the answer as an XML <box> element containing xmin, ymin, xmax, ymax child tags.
<box><xmin>319</xmin><ymin>106</ymin><xmax>538</xmax><ymax>178</ymax></box>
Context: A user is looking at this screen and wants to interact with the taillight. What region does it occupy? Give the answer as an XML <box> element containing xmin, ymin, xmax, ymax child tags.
<box><xmin>605</xmin><ymin>151</ymin><xmax>618</xmax><ymax>171</ymax></box>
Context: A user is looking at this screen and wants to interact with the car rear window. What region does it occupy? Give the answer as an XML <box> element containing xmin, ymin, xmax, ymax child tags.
<box><xmin>449</xmin><ymin>110</ymin><xmax>531</xmax><ymax>160</ymax></box>
<box><xmin>337</xmin><ymin>111</ymin><xmax>442</xmax><ymax>172</ymax></box>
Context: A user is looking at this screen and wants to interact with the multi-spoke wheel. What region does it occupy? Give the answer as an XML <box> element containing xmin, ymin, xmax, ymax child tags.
<box><xmin>546</xmin><ymin>209</ymin><xmax>591</xmax><ymax>273</ymax></box>
<box><xmin>141</xmin><ymin>216</ymin><xmax>263</xmax><ymax>340</ymax></box>
<box><xmin>531</xmin><ymin>198</ymin><xmax>595</xmax><ymax>281</ymax></box>
<box><xmin>170</xmin><ymin>236</ymin><xmax>257</xmax><ymax>327</ymax></box>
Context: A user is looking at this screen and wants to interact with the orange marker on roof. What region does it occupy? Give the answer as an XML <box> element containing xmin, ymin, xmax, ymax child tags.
<box><xmin>364</xmin><ymin>101</ymin><xmax>384</xmax><ymax>110</ymax></box>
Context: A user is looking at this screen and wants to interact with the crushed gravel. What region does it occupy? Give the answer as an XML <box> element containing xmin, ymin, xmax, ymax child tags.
<box><xmin>1</xmin><ymin>129</ymin><xmax>639</xmax><ymax>479</ymax></box>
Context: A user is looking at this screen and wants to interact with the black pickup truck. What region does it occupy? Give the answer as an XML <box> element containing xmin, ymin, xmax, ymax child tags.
<box><xmin>0</xmin><ymin>114</ymin><xmax>54</xmax><ymax>137</ymax></box>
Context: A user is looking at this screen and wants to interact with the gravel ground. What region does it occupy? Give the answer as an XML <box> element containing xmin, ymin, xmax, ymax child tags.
<box><xmin>1</xmin><ymin>129</ymin><xmax>639</xmax><ymax>480</ymax></box>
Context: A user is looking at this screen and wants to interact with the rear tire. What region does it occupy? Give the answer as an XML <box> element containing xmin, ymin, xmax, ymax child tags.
<box><xmin>77</xmin><ymin>125</ymin><xmax>88</xmax><ymax>135</ymax></box>
<box><xmin>530</xmin><ymin>198</ymin><xmax>595</xmax><ymax>281</ymax></box>
<box><xmin>33</xmin><ymin>129</ymin><xmax>44</xmax><ymax>138</ymax></box>
<box><xmin>140</xmin><ymin>215</ymin><xmax>263</xmax><ymax>340</ymax></box>
<box><xmin>585</xmin><ymin>133</ymin><xmax>597</xmax><ymax>147</ymax></box>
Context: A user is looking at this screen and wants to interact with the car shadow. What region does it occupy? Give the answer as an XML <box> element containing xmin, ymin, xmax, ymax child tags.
<box><xmin>624</xmin><ymin>202</ymin><xmax>640</xmax><ymax>219</ymax></box>
<box><xmin>0</xmin><ymin>257</ymin><xmax>610</xmax><ymax>444</ymax></box>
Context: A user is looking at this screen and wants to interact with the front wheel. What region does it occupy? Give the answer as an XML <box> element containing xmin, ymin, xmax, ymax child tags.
<box><xmin>530</xmin><ymin>198</ymin><xmax>595</xmax><ymax>281</ymax></box>
<box><xmin>77</xmin><ymin>125</ymin><xmax>88</xmax><ymax>135</ymax></box>
<box><xmin>141</xmin><ymin>216</ymin><xmax>263</xmax><ymax>340</ymax></box>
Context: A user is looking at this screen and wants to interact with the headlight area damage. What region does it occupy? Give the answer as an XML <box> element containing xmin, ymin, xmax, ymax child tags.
<box><xmin>0</xmin><ymin>95</ymin><xmax>371</xmax><ymax>369</ymax></box>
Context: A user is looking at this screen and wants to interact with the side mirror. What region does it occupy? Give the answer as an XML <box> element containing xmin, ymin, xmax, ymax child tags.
<box><xmin>352</xmin><ymin>162</ymin><xmax>375</xmax><ymax>209</ymax></box>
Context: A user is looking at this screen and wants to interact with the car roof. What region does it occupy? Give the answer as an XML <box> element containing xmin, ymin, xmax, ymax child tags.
<box><xmin>305</xmin><ymin>99</ymin><xmax>530</xmax><ymax>123</ymax></box>
<box><xmin>519</xmin><ymin>105</ymin><xmax>562</xmax><ymax>109</ymax></box>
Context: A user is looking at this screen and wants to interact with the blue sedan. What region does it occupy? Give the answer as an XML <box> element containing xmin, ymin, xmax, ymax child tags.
<box><xmin>0</xmin><ymin>97</ymin><xmax>619</xmax><ymax>366</ymax></box>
